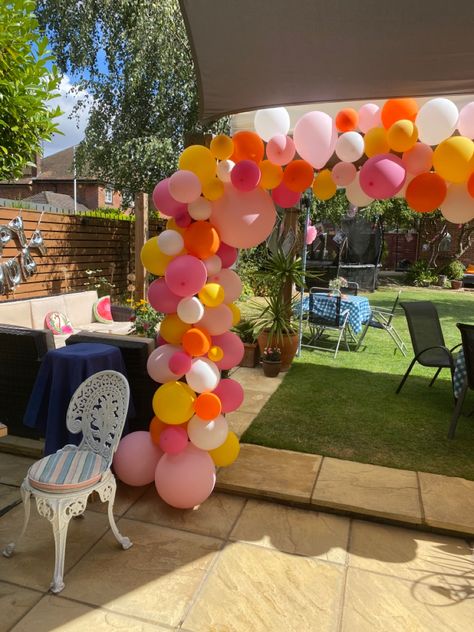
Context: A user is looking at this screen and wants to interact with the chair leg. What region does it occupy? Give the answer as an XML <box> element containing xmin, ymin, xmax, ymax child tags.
<box><xmin>448</xmin><ymin>383</ymin><xmax>468</xmax><ymax>439</ymax></box>
<box><xmin>2</xmin><ymin>483</ymin><xmax>31</xmax><ymax>558</ymax></box>
<box><xmin>98</xmin><ymin>477</ymin><xmax>132</xmax><ymax>550</ymax></box>
<box><xmin>396</xmin><ymin>359</ymin><xmax>416</xmax><ymax>394</ymax></box>
<box><xmin>429</xmin><ymin>368</ymin><xmax>442</xmax><ymax>387</ymax></box>
<box><xmin>387</xmin><ymin>327</ymin><xmax>408</xmax><ymax>357</ymax></box>
<box><xmin>355</xmin><ymin>322</ymin><xmax>370</xmax><ymax>351</ymax></box>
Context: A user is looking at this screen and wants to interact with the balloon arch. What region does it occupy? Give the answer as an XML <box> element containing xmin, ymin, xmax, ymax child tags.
<box><xmin>113</xmin><ymin>97</ymin><xmax>474</xmax><ymax>508</ymax></box>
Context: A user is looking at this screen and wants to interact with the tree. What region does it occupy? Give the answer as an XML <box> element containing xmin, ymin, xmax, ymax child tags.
<box><xmin>0</xmin><ymin>0</ymin><xmax>61</xmax><ymax>180</ymax></box>
<box><xmin>36</xmin><ymin>0</ymin><xmax>228</xmax><ymax>196</ymax></box>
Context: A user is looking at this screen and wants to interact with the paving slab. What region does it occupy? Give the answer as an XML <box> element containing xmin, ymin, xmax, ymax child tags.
<box><xmin>0</xmin><ymin>581</ymin><xmax>42</xmax><ymax>632</ymax></box>
<box><xmin>230</xmin><ymin>367</ymin><xmax>284</xmax><ymax>393</ymax></box>
<box><xmin>224</xmin><ymin>411</ymin><xmax>255</xmax><ymax>438</ymax></box>
<box><xmin>0</xmin><ymin>483</ymin><xmax>21</xmax><ymax>514</ymax></box>
<box><xmin>419</xmin><ymin>471</ymin><xmax>474</xmax><ymax>535</ymax></box>
<box><xmin>312</xmin><ymin>457</ymin><xmax>422</xmax><ymax>524</ymax></box>
<box><xmin>87</xmin><ymin>481</ymin><xmax>149</xmax><ymax>517</ymax></box>
<box><xmin>216</xmin><ymin>444</ymin><xmax>321</xmax><ymax>504</ymax></box>
<box><xmin>0</xmin><ymin>453</ymin><xmax>34</xmax><ymax>487</ymax></box>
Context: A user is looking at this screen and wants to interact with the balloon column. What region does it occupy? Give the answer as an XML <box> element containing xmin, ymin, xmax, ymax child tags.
<box><xmin>114</xmin><ymin>96</ymin><xmax>474</xmax><ymax>509</ymax></box>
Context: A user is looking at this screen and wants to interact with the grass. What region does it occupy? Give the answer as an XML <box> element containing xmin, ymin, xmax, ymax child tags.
<box><xmin>240</xmin><ymin>286</ymin><xmax>474</xmax><ymax>480</ymax></box>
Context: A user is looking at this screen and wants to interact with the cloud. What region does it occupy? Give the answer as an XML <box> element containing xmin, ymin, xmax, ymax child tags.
<box><xmin>43</xmin><ymin>75</ymin><xmax>91</xmax><ymax>157</ymax></box>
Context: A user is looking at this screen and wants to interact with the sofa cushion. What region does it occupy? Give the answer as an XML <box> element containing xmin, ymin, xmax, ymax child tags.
<box><xmin>0</xmin><ymin>299</ymin><xmax>33</xmax><ymax>328</ymax></box>
<box><xmin>44</xmin><ymin>311</ymin><xmax>74</xmax><ymax>335</ymax></box>
<box><xmin>63</xmin><ymin>291</ymin><xmax>98</xmax><ymax>327</ymax></box>
<box><xmin>31</xmin><ymin>296</ymin><xmax>67</xmax><ymax>329</ymax></box>
<box><xmin>79</xmin><ymin>321</ymin><xmax>132</xmax><ymax>335</ymax></box>
<box><xmin>93</xmin><ymin>295</ymin><xmax>113</xmax><ymax>323</ymax></box>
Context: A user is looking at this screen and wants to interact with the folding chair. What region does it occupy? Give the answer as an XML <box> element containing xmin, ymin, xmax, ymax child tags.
<box><xmin>448</xmin><ymin>323</ymin><xmax>474</xmax><ymax>439</ymax></box>
<box><xmin>356</xmin><ymin>290</ymin><xmax>407</xmax><ymax>355</ymax></box>
<box><xmin>302</xmin><ymin>287</ymin><xmax>351</xmax><ymax>359</ymax></box>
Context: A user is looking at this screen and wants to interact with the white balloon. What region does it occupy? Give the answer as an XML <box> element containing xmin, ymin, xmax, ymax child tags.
<box><xmin>188</xmin><ymin>197</ymin><xmax>212</xmax><ymax>220</ymax></box>
<box><xmin>358</xmin><ymin>103</ymin><xmax>381</xmax><ymax>133</ymax></box>
<box><xmin>216</xmin><ymin>159</ymin><xmax>234</xmax><ymax>183</ymax></box>
<box><xmin>203</xmin><ymin>254</ymin><xmax>222</xmax><ymax>276</ymax></box>
<box><xmin>440</xmin><ymin>184</ymin><xmax>474</xmax><ymax>224</ymax></box>
<box><xmin>335</xmin><ymin>131</ymin><xmax>365</xmax><ymax>163</ymax></box>
<box><xmin>147</xmin><ymin>344</ymin><xmax>182</xmax><ymax>383</ymax></box>
<box><xmin>416</xmin><ymin>98</ymin><xmax>459</xmax><ymax>146</ymax></box>
<box><xmin>177</xmin><ymin>297</ymin><xmax>204</xmax><ymax>324</ymax></box>
<box><xmin>345</xmin><ymin>172</ymin><xmax>374</xmax><ymax>208</ymax></box>
<box><xmin>457</xmin><ymin>102</ymin><xmax>474</xmax><ymax>139</ymax></box>
<box><xmin>185</xmin><ymin>357</ymin><xmax>220</xmax><ymax>393</ymax></box>
<box><xmin>188</xmin><ymin>414</ymin><xmax>229</xmax><ymax>450</ymax></box>
<box><xmin>157</xmin><ymin>230</ymin><xmax>184</xmax><ymax>256</ymax></box>
<box><xmin>254</xmin><ymin>107</ymin><xmax>291</xmax><ymax>142</ymax></box>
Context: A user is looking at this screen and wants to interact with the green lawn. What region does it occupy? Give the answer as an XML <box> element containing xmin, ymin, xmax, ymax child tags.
<box><xmin>240</xmin><ymin>287</ymin><xmax>474</xmax><ymax>480</ymax></box>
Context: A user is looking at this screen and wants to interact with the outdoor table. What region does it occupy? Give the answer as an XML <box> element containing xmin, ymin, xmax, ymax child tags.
<box><xmin>23</xmin><ymin>343</ymin><xmax>134</xmax><ymax>455</ymax></box>
<box><xmin>300</xmin><ymin>293</ymin><xmax>372</xmax><ymax>335</ymax></box>
<box><xmin>453</xmin><ymin>349</ymin><xmax>467</xmax><ymax>399</ymax></box>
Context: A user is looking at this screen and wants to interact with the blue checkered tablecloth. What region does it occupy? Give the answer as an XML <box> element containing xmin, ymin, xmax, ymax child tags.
<box><xmin>299</xmin><ymin>293</ymin><xmax>371</xmax><ymax>335</ymax></box>
<box><xmin>453</xmin><ymin>349</ymin><xmax>467</xmax><ymax>399</ymax></box>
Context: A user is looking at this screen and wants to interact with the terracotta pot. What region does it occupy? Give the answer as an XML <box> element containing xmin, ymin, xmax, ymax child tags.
<box><xmin>257</xmin><ymin>330</ymin><xmax>299</xmax><ymax>371</ymax></box>
<box><xmin>262</xmin><ymin>359</ymin><xmax>281</xmax><ymax>377</ymax></box>
<box><xmin>451</xmin><ymin>279</ymin><xmax>463</xmax><ymax>290</ymax></box>
<box><xmin>239</xmin><ymin>342</ymin><xmax>260</xmax><ymax>368</ymax></box>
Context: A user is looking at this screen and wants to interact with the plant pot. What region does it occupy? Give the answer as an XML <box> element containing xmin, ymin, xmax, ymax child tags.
<box><xmin>257</xmin><ymin>331</ymin><xmax>299</xmax><ymax>371</ymax></box>
<box><xmin>451</xmin><ymin>279</ymin><xmax>463</xmax><ymax>290</ymax></box>
<box><xmin>262</xmin><ymin>359</ymin><xmax>281</xmax><ymax>377</ymax></box>
<box><xmin>239</xmin><ymin>342</ymin><xmax>260</xmax><ymax>368</ymax></box>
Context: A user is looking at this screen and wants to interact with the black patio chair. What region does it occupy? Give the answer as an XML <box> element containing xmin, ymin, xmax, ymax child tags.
<box><xmin>448</xmin><ymin>323</ymin><xmax>474</xmax><ymax>439</ymax></box>
<box><xmin>343</xmin><ymin>281</ymin><xmax>359</xmax><ymax>296</ymax></box>
<box><xmin>356</xmin><ymin>290</ymin><xmax>407</xmax><ymax>355</ymax></box>
<box><xmin>396</xmin><ymin>301</ymin><xmax>461</xmax><ymax>394</ymax></box>
<box><xmin>301</xmin><ymin>287</ymin><xmax>350</xmax><ymax>359</ymax></box>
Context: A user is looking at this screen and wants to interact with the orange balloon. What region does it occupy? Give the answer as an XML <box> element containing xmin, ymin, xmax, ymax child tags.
<box><xmin>183</xmin><ymin>220</ymin><xmax>220</xmax><ymax>259</ymax></box>
<box><xmin>381</xmin><ymin>98</ymin><xmax>418</xmax><ymax>129</ymax></box>
<box><xmin>149</xmin><ymin>416</ymin><xmax>167</xmax><ymax>445</ymax></box>
<box><xmin>231</xmin><ymin>131</ymin><xmax>265</xmax><ymax>163</ymax></box>
<box><xmin>405</xmin><ymin>173</ymin><xmax>447</xmax><ymax>213</ymax></box>
<box><xmin>182</xmin><ymin>327</ymin><xmax>211</xmax><ymax>357</ymax></box>
<box><xmin>193</xmin><ymin>392</ymin><xmax>222</xmax><ymax>420</ymax></box>
<box><xmin>282</xmin><ymin>160</ymin><xmax>314</xmax><ymax>192</ymax></box>
<box><xmin>335</xmin><ymin>108</ymin><xmax>358</xmax><ymax>132</ymax></box>
<box><xmin>259</xmin><ymin>160</ymin><xmax>283</xmax><ymax>189</ymax></box>
<box><xmin>468</xmin><ymin>172</ymin><xmax>474</xmax><ymax>198</ymax></box>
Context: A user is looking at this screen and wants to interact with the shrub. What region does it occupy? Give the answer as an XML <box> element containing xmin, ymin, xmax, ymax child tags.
<box><xmin>441</xmin><ymin>259</ymin><xmax>465</xmax><ymax>281</ymax></box>
<box><xmin>405</xmin><ymin>260</ymin><xmax>438</xmax><ymax>287</ymax></box>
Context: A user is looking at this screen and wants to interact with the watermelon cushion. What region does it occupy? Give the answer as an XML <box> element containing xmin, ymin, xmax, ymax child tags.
<box><xmin>93</xmin><ymin>296</ymin><xmax>113</xmax><ymax>323</ymax></box>
<box><xmin>44</xmin><ymin>311</ymin><xmax>74</xmax><ymax>335</ymax></box>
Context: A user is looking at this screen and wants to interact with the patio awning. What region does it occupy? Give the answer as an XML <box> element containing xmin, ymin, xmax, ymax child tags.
<box><xmin>179</xmin><ymin>0</ymin><xmax>474</xmax><ymax>122</ymax></box>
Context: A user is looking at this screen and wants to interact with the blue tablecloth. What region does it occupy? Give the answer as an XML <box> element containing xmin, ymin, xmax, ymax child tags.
<box><xmin>24</xmin><ymin>343</ymin><xmax>133</xmax><ymax>455</ymax></box>
<box><xmin>300</xmin><ymin>293</ymin><xmax>372</xmax><ymax>335</ymax></box>
<box><xmin>453</xmin><ymin>350</ymin><xmax>467</xmax><ymax>399</ymax></box>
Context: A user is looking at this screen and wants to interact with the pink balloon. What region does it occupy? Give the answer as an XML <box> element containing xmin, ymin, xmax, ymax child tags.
<box><xmin>293</xmin><ymin>111</ymin><xmax>337</xmax><ymax>169</ymax></box>
<box><xmin>203</xmin><ymin>254</ymin><xmax>222</xmax><ymax>276</ymax></box>
<box><xmin>165</xmin><ymin>255</ymin><xmax>207</xmax><ymax>297</ymax></box>
<box><xmin>155</xmin><ymin>443</ymin><xmax>216</xmax><ymax>509</ymax></box>
<box><xmin>231</xmin><ymin>160</ymin><xmax>261</xmax><ymax>191</ymax></box>
<box><xmin>156</xmin><ymin>334</ymin><xmax>166</xmax><ymax>346</ymax></box>
<box><xmin>168</xmin><ymin>170</ymin><xmax>202</xmax><ymax>203</ymax></box>
<box><xmin>306</xmin><ymin>225</ymin><xmax>317</xmax><ymax>245</ymax></box>
<box><xmin>359</xmin><ymin>154</ymin><xmax>406</xmax><ymax>200</ymax></box>
<box><xmin>152</xmin><ymin>179</ymin><xmax>187</xmax><ymax>218</ymax></box>
<box><xmin>458</xmin><ymin>102</ymin><xmax>474</xmax><ymax>139</ymax></box>
<box><xmin>174</xmin><ymin>209</ymin><xmax>192</xmax><ymax>228</ymax></box>
<box><xmin>147</xmin><ymin>344</ymin><xmax>183</xmax><ymax>383</ymax></box>
<box><xmin>358</xmin><ymin>103</ymin><xmax>381</xmax><ymax>133</ymax></box>
<box><xmin>209</xmin><ymin>268</ymin><xmax>242</xmax><ymax>303</ymax></box>
<box><xmin>331</xmin><ymin>161</ymin><xmax>357</xmax><ymax>186</ymax></box>
<box><xmin>272</xmin><ymin>182</ymin><xmax>301</xmax><ymax>208</ymax></box>
<box><xmin>402</xmin><ymin>143</ymin><xmax>433</xmax><ymax>176</ymax></box>
<box><xmin>159</xmin><ymin>426</ymin><xmax>188</xmax><ymax>455</ymax></box>
<box><xmin>211</xmin><ymin>184</ymin><xmax>276</xmax><ymax>249</ymax></box>
<box><xmin>148</xmin><ymin>278</ymin><xmax>181</xmax><ymax>313</ymax></box>
<box><xmin>212</xmin><ymin>331</ymin><xmax>245</xmax><ymax>370</ymax></box>
<box><xmin>213</xmin><ymin>378</ymin><xmax>244</xmax><ymax>413</ymax></box>
<box><xmin>169</xmin><ymin>351</ymin><xmax>192</xmax><ymax>375</ymax></box>
<box><xmin>199</xmin><ymin>304</ymin><xmax>233</xmax><ymax>335</ymax></box>
<box><xmin>113</xmin><ymin>431</ymin><xmax>163</xmax><ymax>486</ymax></box>
<box><xmin>216</xmin><ymin>242</ymin><xmax>238</xmax><ymax>268</ymax></box>
<box><xmin>266</xmin><ymin>134</ymin><xmax>295</xmax><ymax>166</ymax></box>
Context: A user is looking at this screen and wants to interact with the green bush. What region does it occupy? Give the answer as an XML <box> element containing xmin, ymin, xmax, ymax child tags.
<box><xmin>405</xmin><ymin>260</ymin><xmax>438</xmax><ymax>287</ymax></box>
<box><xmin>236</xmin><ymin>245</ymin><xmax>272</xmax><ymax>297</ymax></box>
<box><xmin>440</xmin><ymin>259</ymin><xmax>465</xmax><ymax>280</ymax></box>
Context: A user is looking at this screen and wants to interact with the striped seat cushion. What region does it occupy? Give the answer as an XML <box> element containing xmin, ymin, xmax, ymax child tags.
<box><xmin>28</xmin><ymin>450</ymin><xmax>107</xmax><ymax>492</ymax></box>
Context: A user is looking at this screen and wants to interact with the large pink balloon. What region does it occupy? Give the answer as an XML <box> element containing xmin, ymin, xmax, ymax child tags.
<box><xmin>402</xmin><ymin>143</ymin><xmax>433</xmax><ymax>176</ymax></box>
<box><xmin>266</xmin><ymin>134</ymin><xmax>295</xmax><ymax>166</ymax></box>
<box><xmin>213</xmin><ymin>378</ymin><xmax>244</xmax><ymax>413</ymax></box>
<box><xmin>212</xmin><ymin>331</ymin><xmax>245</xmax><ymax>370</ymax></box>
<box><xmin>168</xmin><ymin>170</ymin><xmax>202</xmax><ymax>204</ymax></box>
<box><xmin>152</xmin><ymin>179</ymin><xmax>187</xmax><ymax>218</ymax></box>
<box><xmin>293</xmin><ymin>111</ymin><xmax>337</xmax><ymax>169</ymax></box>
<box><xmin>209</xmin><ymin>268</ymin><xmax>242</xmax><ymax>303</ymax></box>
<box><xmin>113</xmin><ymin>431</ymin><xmax>163</xmax><ymax>486</ymax></box>
<box><xmin>216</xmin><ymin>242</ymin><xmax>238</xmax><ymax>268</ymax></box>
<box><xmin>271</xmin><ymin>182</ymin><xmax>301</xmax><ymax>208</ymax></box>
<box><xmin>440</xmin><ymin>184</ymin><xmax>474</xmax><ymax>224</ymax></box>
<box><xmin>211</xmin><ymin>184</ymin><xmax>276</xmax><ymax>249</ymax></box>
<box><xmin>358</xmin><ymin>103</ymin><xmax>381</xmax><ymax>133</ymax></box>
<box><xmin>231</xmin><ymin>160</ymin><xmax>261</xmax><ymax>191</ymax></box>
<box><xmin>165</xmin><ymin>255</ymin><xmax>207</xmax><ymax>297</ymax></box>
<box><xmin>331</xmin><ymin>162</ymin><xmax>357</xmax><ymax>186</ymax></box>
<box><xmin>359</xmin><ymin>154</ymin><xmax>406</xmax><ymax>199</ymax></box>
<box><xmin>148</xmin><ymin>278</ymin><xmax>181</xmax><ymax>313</ymax></box>
<box><xmin>155</xmin><ymin>443</ymin><xmax>216</xmax><ymax>509</ymax></box>
<box><xmin>147</xmin><ymin>344</ymin><xmax>183</xmax><ymax>383</ymax></box>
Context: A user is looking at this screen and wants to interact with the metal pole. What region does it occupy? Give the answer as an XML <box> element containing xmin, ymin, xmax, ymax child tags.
<box><xmin>297</xmin><ymin>195</ymin><xmax>310</xmax><ymax>357</ymax></box>
<box><xmin>73</xmin><ymin>145</ymin><xmax>77</xmax><ymax>213</ymax></box>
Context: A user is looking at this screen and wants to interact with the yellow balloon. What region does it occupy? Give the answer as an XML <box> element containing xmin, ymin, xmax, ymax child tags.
<box><xmin>208</xmin><ymin>345</ymin><xmax>224</xmax><ymax>362</ymax></box>
<box><xmin>160</xmin><ymin>314</ymin><xmax>190</xmax><ymax>345</ymax></box>
<box><xmin>228</xmin><ymin>303</ymin><xmax>241</xmax><ymax>326</ymax></box>
<box><xmin>433</xmin><ymin>137</ymin><xmax>474</xmax><ymax>183</ymax></box>
<box><xmin>209</xmin><ymin>431</ymin><xmax>240</xmax><ymax>467</ymax></box>
<box><xmin>364</xmin><ymin>127</ymin><xmax>390</xmax><ymax>157</ymax></box>
<box><xmin>259</xmin><ymin>160</ymin><xmax>283</xmax><ymax>189</ymax></box>
<box><xmin>202</xmin><ymin>177</ymin><xmax>224</xmax><ymax>201</ymax></box>
<box><xmin>153</xmin><ymin>382</ymin><xmax>196</xmax><ymax>425</ymax></box>
<box><xmin>140</xmin><ymin>237</ymin><xmax>173</xmax><ymax>276</ymax></box>
<box><xmin>387</xmin><ymin>120</ymin><xmax>418</xmax><ymax>152</ymax></box>
<box><xmin>312</xmin><ymin>169</ymin><xmax>337</xmax><ymax>200</ymax></box>
<box><xmin>210</xmin><ymin>135</ymin><xmax>234</xmax><ymax>160</ymax></box>
<box><xmin>198</xmin><ymin>283</ymin><xmax>225</xmax><ymax>307</ymax></box>
<box><xmin>179</xmin><ymin>145</ymin><xmax>216</xmax><ymax>184</ymax></box>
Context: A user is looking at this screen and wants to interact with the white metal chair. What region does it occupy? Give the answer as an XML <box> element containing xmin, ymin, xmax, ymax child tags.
<box><xmin>2</xmin><ymin>370</ymin><xmax>132</xmax><ymax>593</ymax></box>
<box><xmin>356</xmin><ymin>290</ymin><xmax>407</xmax><ymax>355</ymax></box>
<box><xmin>302</xmin><ymin>287</ymin><xmax>351</xmax><ymax>358</ymax></box>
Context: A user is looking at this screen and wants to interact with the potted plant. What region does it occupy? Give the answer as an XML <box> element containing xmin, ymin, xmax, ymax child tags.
<box><xmin>443</xmin><ymin>259</ymin><xmax>465</xmax><ymax>290</ymax></box>
<box><xmin>261</xmin><ymin>346</ymin><xmax>282</xmax><ymax>377</ymax></box>
<box><xmin>233</xmin><ymin>320</ymin><xmax>260</xmax><ymax>367</ymax></box>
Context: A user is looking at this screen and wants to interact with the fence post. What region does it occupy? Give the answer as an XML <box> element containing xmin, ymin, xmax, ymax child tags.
<box><xmin>134</xmin><ymin>192</ymin><xmax>149</xmax><ymax>301</ymax></box>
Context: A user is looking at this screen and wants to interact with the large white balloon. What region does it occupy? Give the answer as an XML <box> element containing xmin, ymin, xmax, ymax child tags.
<box><xmin>440</xmin><ymin>184</ymin><xmax>474</xmax><ymax>224</ymax></box>
<box><xmin>157</xmin><ymin>230</ymin><xmax>184</xmax><ymax>256</ymax></box>
<box><xmin>344</xmin><ymin>172</ymin><xmax>374</xmax><ymax>207</ymax></box>
<box><xmin>293</xmin><ymin>111</ymin><xmax>338</xmax><ymax>169</ymax></box>
<box><xmin>254</xmin><ymin>107</ymin><xmax>290</xmax><ymax>142</ymax></box>
<box><xmin>147</xmin><ymin>344</ymin><xmax>182</xmax><ymax>383</ymax></box>
<box><xmin>335</xmin><ymin>132</ymin><xmax>365</xmax><ymax>163</ymax></box>
<box><xmin>416</xmin><ymin>98</ymin><xmax>459</xmax><ymax>146</ymax></box>
<box><xmin>177</xmin><ymin>297</ymin><xmax>204</xmax><ymax>324</ymax></box>
<box><xmin>185</xmin><ymin>357</ymin><xmax>220</xmax><ymax>393</ymax></box>
<box><xmin>188</xmin><ymin>414</ymin><xmax>229</xmax><ymax>450</ymax></box>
